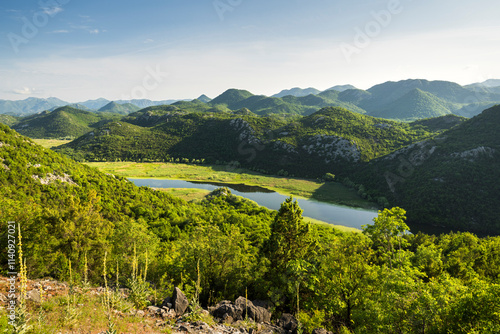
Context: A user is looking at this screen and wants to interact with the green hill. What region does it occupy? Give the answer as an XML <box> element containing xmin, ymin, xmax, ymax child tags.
<box><xmin>353</xmin><ymin>105</ymin><xmax>500</xmax><ymax>233</ymax></box>
<box><xmin>57</xmin><ymin>107</ymin><xmax>435</xmax><ymax>178</ymax></box>
<box><xmin>0</xmin><ymin>122</ymin><xmax>274</xmax><ymax>287</ymax></box>
<box><xmin>410</xmin><ymin>114</ymin><xmax>467</xmax><ymax>132</ymax></box>
<box><xmin>98</xmin><ymin>101</ymin><xmax>141</xmax><ymax>114</ymax></box>
<box><xmin>12</xmin><ymin>106</ymin><xmax>121</xmax><ymax>139</ymax></box>
<box><xmin>0</xmin><ymin>114</ymin><xmax>19</xmax><ymax>126</ymax></box>
<box><xmin>272</xmin><ymin>87</ymin><xmax>321</xmax><ymax>98</ymax></box>
<box><xmin>369</xmin><ymin>88</ymin><xmax>453</xmax><ymax>121</ymax></box>
<box><xmin>209</xmin><ymin>89</ymin><xmax>255</xmax><ymax>108</ymax></box>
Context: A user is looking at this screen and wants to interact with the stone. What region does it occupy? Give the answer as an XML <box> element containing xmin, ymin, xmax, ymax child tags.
<box><xmin>148</xmin><ymin>306</ymin><xmax>161</xmax><ymax>315</ymax></box>
<box><xmin>278</xmin><ymin>313</ymin><xmax>298</xmax><ymax>333</ymax></box>
<box><xmin>161</xmin><ymin>296</ymin><xmax>172</xmax><ymax>308</ymax></box>
<box><xmin>235</xmin><ymin>296</ymin><xmax>271</xmax><ymax>323</ymax></box>
<box><xmin>172</xmin><ymin>287</ymin><xmax>189</xmax><ymax>316</ymax></box>
<box><xmin>27</xmin><ymin>290</ymin><xmax>42</xmax><ymax>303</ymax></box>
<box><xmin>136</xmin><ymin>310</ymin><xmax>145</xmax><ymax>317</ymax></box>
<box><xmin>211</xmin><ymin>300</ymin><xmax>243</xmax><ymax>321</ymax></box>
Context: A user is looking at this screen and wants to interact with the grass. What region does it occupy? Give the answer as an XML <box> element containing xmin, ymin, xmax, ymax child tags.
<box><xmin>84</xmin><ymin>162</ymin><xmax>375</xmax><ymax>209</ymax></box>
<box><xmin>155</xmin><ymin>188</ymin><xmax>211</xmax><ymax>202</ymax></box>
<box><xmin>32</xmin><ymin>138</ymin><xmax>73</xmax><ymax>149</ymax></box>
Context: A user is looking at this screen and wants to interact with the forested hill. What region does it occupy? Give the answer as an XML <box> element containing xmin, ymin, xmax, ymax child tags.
<box><xmin>2</xmin><ymin>123</ymin><xmax>500</xmax><ymax>333</ymax></box>
<box><xmin>353</xmin><ymin>104</ymin><xmax>500</xmax><ymax>233</ymax></box>
<box><xmin>11</xmin><ymin>106</ymin><xmax>122</xmax><ymax>139</ymax></box>
<box><xmin>56</xmin><ymin>107</ymin><xmax>436</xmax><ymax>177</ymax></box>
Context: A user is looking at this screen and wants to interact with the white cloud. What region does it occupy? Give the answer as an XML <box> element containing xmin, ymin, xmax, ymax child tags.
<box><xmin>11</xmin><ymin>87</ymin><xmax>41</xmax><ymax>95</ymax></box>
<box><xmin>89</xmin><ymin>29</ymin><xmax>100</xmax><ymax>34</ymax></box>
<box><xmin>144</xmin><ymin>39</ymin><xmax>155</xmax><ymax>44</ymax></box>
<box><xmin>49</xmin><ymin>30</ymin><xmax>70</xmax><ymax>34</ymax></box>
<box><xmin>43</xmin><ymin>6</ymin><xmax>63</xmax><ymax>16</ymax></box>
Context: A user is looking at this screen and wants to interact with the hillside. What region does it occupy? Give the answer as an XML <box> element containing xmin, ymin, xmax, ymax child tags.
<box><xmin>353</xmin><ymin>105</ymin><xmax>500</xmax><ymax>233</ymax></box>
<box><xmin>12</xmin><ymin>106</ymin><xmax>121</xmax><ymax>139</ymax></box>
<box><xmin>98</xmin><ymin>101</ymin><xmax>141</xmax><ymax>114</ymax></box>
<box><xmin>272</xmin><ymin>87</ymin><xmax>321</xmax><ymax>98</ymax></box>
<box><xmin>3</xmin><ymin>122</ymin><xmax>500</xmax><ymax>333</ymax></box>
<box><xmin>57</xmin><ymin>107</ymin><xmax>435</xmax><ymax>179</ymax></box>
<box><xmin>369</xmin><ymin>88</ymin><xmax>453</xmax><ymax>121</ymax></box>
<box><xmin>0</xmin><ymin>97</ymin><xmax>68</xmax><ymax>116</ymax></box>
<box><xmin>0</xmin><ymin>114</ymin><xmax>18</xmax><ymax>127</ymax></box>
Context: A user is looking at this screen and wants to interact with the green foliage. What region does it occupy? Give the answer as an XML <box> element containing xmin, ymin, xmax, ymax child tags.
<box><xmin>12</xmin><ymin>106</ymin><xmax>122</xmax><ymax>139</ymax></box>
<box><xmin>3</xmin><ymin>122</ymin><xmax>500</xmax><ymax>332</ymax></box>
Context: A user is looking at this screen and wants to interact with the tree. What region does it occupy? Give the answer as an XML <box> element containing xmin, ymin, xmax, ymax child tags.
<box><xmin>265</xmin><ymin>197</ymin><xmax>313</xmax><ymax>311</ymax></box>
<box><xmin>362</xmin><ymin>207</ymin><xmax>409</xmax><ymax>268</ymax></box>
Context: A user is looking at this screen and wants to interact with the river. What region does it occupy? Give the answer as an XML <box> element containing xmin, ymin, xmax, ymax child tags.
<box><xmin>129</xmin><ymin>178</ymin><xmax>379</xmax><ymax>230</ymax></box>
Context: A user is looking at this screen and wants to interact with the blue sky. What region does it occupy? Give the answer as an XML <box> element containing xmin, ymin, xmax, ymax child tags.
<box><xmin>1</xmin><ymin>0</ymin><xmax>500</xmax><ymax>102</ymax></box>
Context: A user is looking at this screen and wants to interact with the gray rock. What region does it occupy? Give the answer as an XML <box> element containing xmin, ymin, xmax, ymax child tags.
<box><xmin>235</xmin><ymin>296</ymin><xmax>271</xmax><ymax>323</ymax></box>
<box><xmin>172</xmin><ymin>287</ymin><xmax>189</xmax><ymax>316</ymax></box>
<box><xmin>27</xmin><ymin>290</ymin><xmax>42</xmax><ymax>303</ymax></box>
<box><xmin>148</xmin><ymin>306</ymin><xmax>161</xmax><ymax>314</ymax></box>
<box><xmin>278</xmin><ymin>313</ymin><xmax>298</xmax><ymax>333</ymax></box>
<box><xmin>211</xmin><ymin>300</ymin><xmax>243</xmax><ymax>321</ymax></box>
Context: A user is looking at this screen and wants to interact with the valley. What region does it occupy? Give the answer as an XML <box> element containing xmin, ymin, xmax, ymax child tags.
<box><xmin>85</xmin><ymin>161</ymin><xmax>375</xmax><ymax>209</ymax></box>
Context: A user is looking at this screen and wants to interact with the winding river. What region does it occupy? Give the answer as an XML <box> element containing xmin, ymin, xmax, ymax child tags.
<box><xmin>129</xmin><ymin>178</ymin><xmax>378</xmax><ymax>230</ymax></box>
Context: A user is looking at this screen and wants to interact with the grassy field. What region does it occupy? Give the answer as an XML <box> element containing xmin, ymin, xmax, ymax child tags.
<box><xmin>32</xmin><ymin>138</ymin><xmax>72</xmax><ymax>149</ymax></box>
<box><xmin>85</xmin><ymin>162</ymin><xmax>375</xmax><ymax>209</ymax></box>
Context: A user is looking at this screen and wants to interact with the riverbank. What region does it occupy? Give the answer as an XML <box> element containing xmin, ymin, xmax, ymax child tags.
<box><xmin>85</xmin><ymin>162</ymin><xmax>375</xmax><ymax>210</ymax></box>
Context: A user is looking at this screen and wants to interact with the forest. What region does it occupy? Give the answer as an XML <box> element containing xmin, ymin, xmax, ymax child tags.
<box><xmin>1</xmin><ymin>122</ymin><xmax>500</xmax><ymax>333</ymax></box>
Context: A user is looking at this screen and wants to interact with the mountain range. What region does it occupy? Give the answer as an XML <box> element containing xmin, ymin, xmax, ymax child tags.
<box><xmin>2</xmin><ymin>79</ymin><xmax>500</xmax><ymax>121</ymax></box>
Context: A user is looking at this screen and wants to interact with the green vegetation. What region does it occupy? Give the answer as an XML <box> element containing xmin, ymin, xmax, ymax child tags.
<box><xmin>98</xmin><ymin>101</ymin><xmax>141</xmax><ymax>114</ymax></box>
<box><xmin>32</xmin><ymin>138</ymin><xmax>73</xmax><ymax>149</ymax></box>
<box><xmin>57</xmin><ymin>107</ymin><xmax>435</xmax><ymax>178</ymax></box>
<box><xmin>353</xmin><ymin>105</ymin><xmax>500</xmax><ymax>233</ymax></box>
<box><xmin>2</xmin><ymin>124</ymin><xmax>500</xmax><ymax>333</ymax></box>
<box><xmin>12</xmin><ymin>106</ymin><xmax>122</xmax><ymax>139</ymax></box>
<box><xmin>0</xmin><ymin>114</ymin><xmax>18</xmax><ymax>126</ymax></box>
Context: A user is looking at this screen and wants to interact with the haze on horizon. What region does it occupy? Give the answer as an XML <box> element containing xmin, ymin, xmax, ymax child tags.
<box><xmin>1</xmin><ymin>0</ymin><xmax>500</xmax><ymax>102</ymax></box>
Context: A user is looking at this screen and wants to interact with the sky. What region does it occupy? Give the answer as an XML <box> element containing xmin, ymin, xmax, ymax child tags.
<box><xmin>1</xmin><ymin>0</ymin><xmax>500</xmax><ymax>102</ymax></box>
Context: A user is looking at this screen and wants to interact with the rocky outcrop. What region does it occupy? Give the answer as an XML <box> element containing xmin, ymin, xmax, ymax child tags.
<box><xmin>210</xmin><ymin>297</ymin><xmax>272</xmax><ymax>324</ymax></box>
<box><xmin>172</xmin><ymin>286</ymin><xmax>190</xmax><ymax>316</ymax></box>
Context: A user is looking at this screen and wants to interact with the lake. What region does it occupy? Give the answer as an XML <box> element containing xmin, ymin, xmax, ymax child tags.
<box><xmin>129</xmin><ymin>178</ymin><xmax>378</xmax><ymax>230</ymax></box>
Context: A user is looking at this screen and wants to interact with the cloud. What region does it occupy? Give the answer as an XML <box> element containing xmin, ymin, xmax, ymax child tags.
<box><xmin>43</xmin><ymin>6</ymin><xmax>63</xmax><ymax>16</ymax></box>
<box><xmin>11</xmin><ymin>87</ymin><xmax>41</xmax><ymax>95</ymax></box>
<box><xmin>89</xmin><ymin>29</ymin><xmax>100</xmax><ymax>34</ymax></box>
<box><xmin>144</xmin><ymin>39</ymin><xmax>155</xmax><ymax>44</ymax></box>
<box><xmin>49</xmin><ymin>30</ymin><xmax>70</xmax><ymax>34</ymax></box>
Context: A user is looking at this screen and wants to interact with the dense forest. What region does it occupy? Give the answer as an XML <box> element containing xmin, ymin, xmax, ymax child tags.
<box><xmin>1</xmin><ymin>123</ymin><xmax>500</xmax><ymax>333</ymax></box>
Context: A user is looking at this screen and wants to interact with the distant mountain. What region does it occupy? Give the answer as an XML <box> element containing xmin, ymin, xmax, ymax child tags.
<box><xmin>114</xmin><ymin>99</ymin><xmax>184</xmax><ymax>108</ymax></box>
<box><xmin>12</xmin><ymin>106</ymin><xmax>121</xmax><ymax>138</ymax></box>
<box><xmin>365</xmin><ymin>79</ymin><xmax>472</xmax><ymax>108</ymax></box>
<box><xmin>272</xmin><ymin>87</ymin><xmax>321</xmax><ymax>98</ymax></box>
<box><xmin>324</xmin><ymin>84</ymin><xmax>357</xmax><ymax>92</ymax></box>
<box><xmin>369</xmin><ymin>88</ymin><xmax>453</xmax><ymax>121</ymax></box>
<box><xmin>78</xmin><ymin>98</ymin><xmax>110</xmax><ymax>110</ymax></box>
<box><xmin>354</xmin><ymin>105</ymin><xmax>500</xmax><ymax>233</ymax></box>
<box><xmin>196</xmin><ymin>95</ymin><xmax>212</xmax><ymax>103</ymax></box>
<box><xmin>467</xmin><ymin>79</ymin><xmax>500</xmax><ymax>88</ymax></box>
<box><xmin>49</xmin><ymin>103</ymin><xmax>94</xmax><ymax>112</ymax></box>
<box><xmin>98</xmin><ymin>102</ymin><xmax>141</xmax><ymax>115</ymax></box>
<box><xmin>209</xmin><ymin>89</ymin><xmax>255</xmax><ymax>109</ymax></box>
<box><xmin>0</xmin><ymin>97</ymin><xmax>68</xmax><ymax>116</ymax></box>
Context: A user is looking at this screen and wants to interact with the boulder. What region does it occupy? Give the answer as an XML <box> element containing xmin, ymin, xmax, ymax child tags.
<box><xmin>278</xmin><ymin>313</ymin><xmax>298</xmax><ymax>333</ymax></box>
<box><xmin>235</xmin><ymin>296</ymin><xmax>271</xmax><ymax>323</ymax></box>
<box><xmin>172</xmin><ymin>287</ymin><xmax>189</xmax><ymax>316</ymax></box>
<box><xmin>211</xmin><ymin>300</ymin><xmax>243</xmax><ymax>321</ymax></box>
